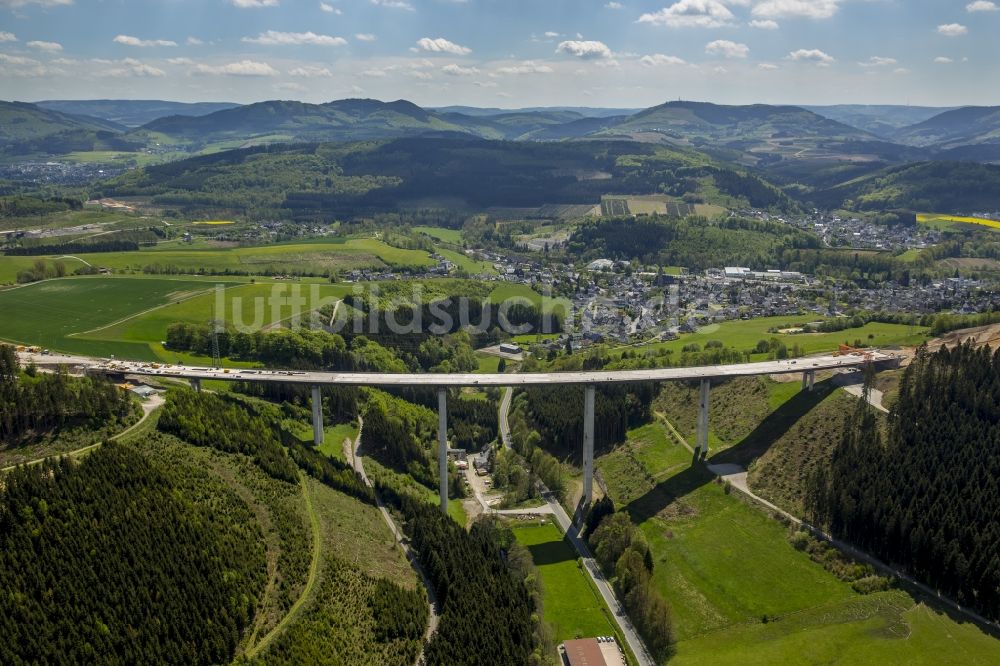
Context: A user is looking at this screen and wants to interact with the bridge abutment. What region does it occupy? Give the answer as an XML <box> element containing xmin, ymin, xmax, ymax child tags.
<box><xmin>190</xmin><ymin>378</ymin><xmax>201</xmax><ymax>393</ymax></box>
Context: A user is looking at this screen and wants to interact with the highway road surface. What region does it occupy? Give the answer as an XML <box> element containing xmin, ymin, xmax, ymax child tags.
<box><xmin>81</xmin><ymin>353</ymin><xmax>890</xmax><ymax>388</ymax></box>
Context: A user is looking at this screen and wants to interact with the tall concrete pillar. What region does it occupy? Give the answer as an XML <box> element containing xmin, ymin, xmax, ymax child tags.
<box><xmin>190</xmin><ymin>377</ymin><xmax>201</xmax><ymax>393</ymax></box>
<box><xmin>697</xmin><ymin>378</ymin><xmax>711</xmax><ymax>459</ymax></box>
<box><xmin>311</xmin><ymin>385</ymin><xmax>324</xmax><ymax>446</ymax></box>
<box><xmin>802</xmin><ymin>372</ymin><xmax>809</xmax><ymax>391</ymax></box>
<box><xmin>438</xmin><ymin>387</ymin><xmax>448</xmax><ymax>514</ymax></box>
<box><xmin>807</xmin><ymin>370</ymin><xmax>816</xmax><ymax>392</ymax></box>
<box><xmin>582</xmin><ymin>384</ymin><xmax>596</xmax><ymax>514</ymax></box>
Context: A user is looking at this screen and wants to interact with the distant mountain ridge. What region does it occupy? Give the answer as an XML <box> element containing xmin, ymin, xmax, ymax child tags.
<box><xmin>891</xmin><ymin>106</ymin><xmax>1000</xmax><ymax>149</ymax></box>
<box><xmin>804</xmin><ymin>105</ymin><xmax>958</xmax><ymax>137</ymax></box>
<box><xmin>36</xmin><ymin>99</ymin><xmax>241</xmax><ymax>128</ymax></box>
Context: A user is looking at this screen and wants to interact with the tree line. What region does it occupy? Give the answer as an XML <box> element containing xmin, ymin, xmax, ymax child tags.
<box><xmin>377</xmin><ymin>490</ymin><xmax>541</xmax><ymax>665</ymax></box>
<box><xmin>0</xmin><ymin>345</ymin><xmax>134</xmax><ymax>444</ymax></box>
<box><xmin>807</xmin><ymin>343</ymin><xmax>1000</xmax><ymax>621</ymax></box>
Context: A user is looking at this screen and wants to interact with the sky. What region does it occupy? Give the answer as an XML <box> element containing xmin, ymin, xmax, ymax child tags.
<box><xmin>1</xmin><ymin>0</ymin><xmax>998</xmax><ymax>108</ymax></box>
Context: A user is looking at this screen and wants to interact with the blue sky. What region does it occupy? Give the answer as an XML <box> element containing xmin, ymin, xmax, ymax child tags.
<box><xmin>1</xmin><ymin>0</ymin><xmax>998</xmax><ymax>107</ymax></box>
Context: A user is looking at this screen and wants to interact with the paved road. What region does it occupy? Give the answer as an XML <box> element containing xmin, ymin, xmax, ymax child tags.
<box><xmin>833</xmin><ymin>371</ymin><xmax>889</xmax><ymax>413</ymax></box>
<box><xmin>345</xmin><ymin>418</ymin><xmax>441</xmax><ymax>660</ymax></box>
<box><xmin>91</xmin><ymin>354</ymin><xmax>887</xmax><ymax>388</ymax></box>
<box><xmin>497</xmin><ymin>387</ymin><xmax>655</xmax><ymax>666</ymax></box>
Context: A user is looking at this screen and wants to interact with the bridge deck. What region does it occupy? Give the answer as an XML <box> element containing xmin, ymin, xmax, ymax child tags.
<box><xmin>103</xmin><ymin>354</ymin><xmax>889</xmax><ymax>387</ymax></box>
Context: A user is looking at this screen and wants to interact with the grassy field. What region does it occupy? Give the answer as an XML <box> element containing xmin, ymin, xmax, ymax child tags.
<box><xmin>435</xmin><ymin>247</ymin><xmax>496</xmax><ymax>275</ymax></box>
<box><xmin>413</xmin><ymin>226</ymin><xmax>463</xmax><ymax>243</ymax></box>
<box><xmin>0</xmin><ymin>237</ymin><xmax>434</xmax><ymax>285</ymax></box>
<box><xmin>595</xmin><ymin>406</ymin><xmax>1000</xmax><ymax>663</ymax></box>
<box><xmin>318</xmin><ymin>422</ymin><xmax>360</xmax><ymax>461</ymax></box>
<box><xmin>0</xmin><ymin>276</ymin><xmax>229</xmax><ymax>359</ymax></box>
<box><xmin>510</xmin><ymin>519</ymin><xmax>620</xmax><ymax>642</ymax></box>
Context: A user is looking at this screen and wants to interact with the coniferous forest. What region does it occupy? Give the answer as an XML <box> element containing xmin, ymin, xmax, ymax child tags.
<box><xmin>808</xmin><ymin>343</ymin><xmax>1000</xmax><ymax>621</ymax></box>
<box><xmin>0</xmin><ymin>445</ymin><xmax>263</xmax><ymax>665</ymax></box>
<box><xmin>0</xmin><ymin>345</ymin><xmax>133</xmax><ymax>444</ymax></box>
<box><xmin>381</xmin><ymin>490</ymin><xmax>539</xmax><ymax>665</ymax></box>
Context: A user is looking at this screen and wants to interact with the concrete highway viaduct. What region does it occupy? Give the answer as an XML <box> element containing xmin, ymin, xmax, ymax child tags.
<box><xmin>107</xmin><ymin>353</ymin><xmax>897</xmax><ymax>520</ymax></box>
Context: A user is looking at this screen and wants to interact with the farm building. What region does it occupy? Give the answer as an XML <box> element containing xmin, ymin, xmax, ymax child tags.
<box><xmin>499</xmin><ymin>343</ymin><xmax>522</xmax><ymax>355</ymax></box>
<box><xmin>560</xmin><ymin>637</ymin><xmax>626</xmax><ymax>666</ymax></box>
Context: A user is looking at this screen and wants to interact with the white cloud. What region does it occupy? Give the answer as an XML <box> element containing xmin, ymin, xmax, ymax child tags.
<box><xmin>758</xmin><ymin>62</ymin><xmax>778</xmax><ymax>69</ymax></box>
<box><xmin>442</xmin><ymin>63</ymin><xmax>480</xmax><ymax>76</ymax></box>
<box><xmin>355</xmin><ymin>33</ymin><xmax>377</xmax><ymax>42</ymax></box>
<box><xmin>0</xmin><ymin>32</ymin><xmax>17</xmax><ymax>42</ymax></box>
<box><xmin>242</xmin><ymin>31</ymin><xmax>347</xmax><ymax>46</ymax></box>
<box><xmin>787</xmin><ymin>48</ymin><xmax>835</xmax><ymax>64</ymax></box>
<box><xmin>26</xmin><ymin>40</ymin><xmax>62</xmax><ymax>52</ymax></box>
<box><xmin>0</xmin><ymin>0</ymin><xmax>73</xmax><ymax>6</ymax></box>
<box><xmin>415</xmin><ymin>37</ymin><xmax>471</xmax><ymax>55</ymax></box>
<box><xmin>967</xmin><ymin>1</ymin><xmax>997</xmax><ymax>11</ymax></box>
<box><xmin>934</xmin><ymin>56</ymin><xmax>954</xmax><ymax>63</ymax></box>
<box><xmin>0</xmin><ymin>53</ymin><xmax>39</xmax><ymax>66</ymax></box>
<box><xmin>193</xmin><ymin>60</ymin><xmax>279</xmax><ymax>76</ymax></box>
<box><xmin>370</xmin><ymin>0</ymin><xmax>413</xmax><ymax>9</ymax></box>
<box><xmin>544</xmin><ymin>31</ymin><xmax>560</xmax><ymax>38</ymax></box>
<box><xmin>640</xmin><ymin>53</ymin><xmax>687</xmax><ymax>66</ymax></box>
<box><xmin>705</xmin><ymin>39</ymin><xmax>749</xmax><ymax>58</ymax></box>
<box><xmin>937</xmin><ymin>23</ymin><xmax>968</xmax><ymax>37</ymax></box>
<box><xmin>319</xmin><ymin>1</ymin><xmax>341</xmax><ymax>13</ymax></box>
<box><xmin>859</xmin><ymin>56</ymin><xmax>896</xmax><ymax>67</ymax></box>
<box><xmin>638</xmin><ymin>0</ymin><xmax>741</xmax><ymax>29</ymax></box>
<box><xmin>556</xmin><ymin>39</ymin><xmax>613</xmax><ymax>59</ymax></box>
<box><xmin>289</xmin><ymin>65</ymin><xmax>332</xmax><ymax>77</ymax></box>
<box><xmin>186</xmin><ymin>37</ymin><xmax>204</xmax><ymax>46</ymax></box>
<box><xmin>113</xmin><ymin>35</ymin><xmax>178</xmax><ymax>48</ymax></box>
<box><xmin>749</xmin><ymin>19</ymin><xmax>779</xmax><ymax>29</ymax></box>
<box><xmin>605</xmin><ymin>1</ymin><xmax>624</xmax><ymax>8</ymax></box>
<box><xmin>167</xmin><ymin>57</ymin><xmax>195</xmax><ymax>65</ymax></box>
<box><xmin>230</xmin><ymin>0</ymin><xmax>279</xmax><ymax>7</ymax></box>
<box><xmin>100</xmin><ymin>58</ymin><xmax>166</xmax><ymax>78</ymax></box>
<box><xmin>494</xmin><ymin>60</ymin><xmax>553</xmax><ymax>74</ymax></box>
<box><xmin>753</xmin><ymin>0</ymin><xmax>840</xmax><ymax>19</ymax></box>
<box><xmin>360</xmin><ymin>68</ymin><xmax>388</xmax><ymax>77</ymax></box>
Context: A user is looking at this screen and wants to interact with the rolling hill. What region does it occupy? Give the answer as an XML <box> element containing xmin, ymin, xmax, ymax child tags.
<box><xmin>36</xmin><ymin>99</ymin><xmax>241</xmax><ymax>128</ymax></box>
<box><xmin>806</xmin><ymin>160</ymin><xmax>1000</xmax><ymax>211</ymax></box>
<box><xmin>804</xmin><ymin>105</ymin><xmax>957</xmax><ymax>138</ymax></box>
<box><xmin>589</xmin><ymin>101</ymin><xmax>894</xmax><ymax>166</ymax></box>
<box><xmin>132</xmin><ymin>98</ymin><xmax>584</xmax><ymax>147</ymax></box>
<box><xmin>890</xmin><ymin>106</ymin><xmax>1000</xmax><ymax>159</ymax></box>
<box><xmin>0</xmin><ymin>100</ymin><xmax>142</xmax><ymax>156</ymax></box>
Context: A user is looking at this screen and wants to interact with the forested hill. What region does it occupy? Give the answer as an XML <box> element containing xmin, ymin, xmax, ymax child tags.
<box><xmin>0</xmin><ymin>101</ymin><xmax>133</xmax><ymax>155</ymax></box>
<box><xmin>36</xmin><ymin>99</ymin><xmax>241</xmax><ymax>128</ymax></box>
<box><xmin>808</xmin><ymin>343</ymin><xmax>1000</xmax><ymax>622</ymax></box>
<box><xmin>807</xmin><ymin>160</ymin><xmax>1000</xmax><ymax>211</ymax></box>
<box><xmin>104</xmin><ymin>137</ymin><xmax>802</xmax><ymax>218</ymax></box>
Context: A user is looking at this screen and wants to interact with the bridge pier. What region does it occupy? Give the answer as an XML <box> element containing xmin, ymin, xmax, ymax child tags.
<box><xmin>190</xmin><ymin>378</ymin><xmax>201</xmax><ymax>393</ymax></box>
<box><xmin>581</xmin><ymin>384</ymin><xmax>596</xmax><ymax>520</ymax></box>
<box><xmin>802</xmin><ymin>370</ymin><xmax>816</xmax><ymax>392</ymax></box>
<box><xmin>438</xmin><ymin>387</ymin><xmax>448</xmax><ymax>514</ymax></box>
<box><xmin>311</xmin><ymin>385</ymin><xmax>324</xmax><ymax>446</ymax></box>
<box><xmin>696</xmin><ymin>378</ymin><xmax>711</xmax><ymax>459</ymax></box>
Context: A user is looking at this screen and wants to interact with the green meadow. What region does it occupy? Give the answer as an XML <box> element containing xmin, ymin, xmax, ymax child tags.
<box><xmin>594</xmin><ymin>417</ymin><xmax>1000</xmax><ymax>664</ymax></box>
<box><xmin>510</xmin><ymin>520</ymin><xmax>620</xmax><ymax>642</ymax></box>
